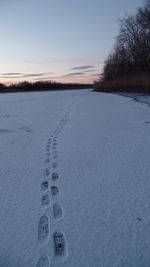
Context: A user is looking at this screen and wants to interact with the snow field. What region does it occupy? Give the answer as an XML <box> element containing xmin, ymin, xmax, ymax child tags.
<box><xmin>0</xmin><ymin>90</ymin><xmax>150</xmax><ymax>266</ymax></box>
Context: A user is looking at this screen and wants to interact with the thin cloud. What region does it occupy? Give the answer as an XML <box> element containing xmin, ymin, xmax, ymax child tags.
<box><xmin>0</xmin><ymin>76</ymin><xmax>23</xmax><ymax>79</ymax></box>
<box><xmin>70</xmin><ymin>65</ymin><xmax>95</xmax><ymax>70</ymax></box>
<box><xmin>2</xmin><ymin>73</ymin><xmax>22</xmax><ymax>76</ymax></box>
<box><xmin>84</xmin><ymin>69</ymin><xmax>98</xmax><ymax>73</ymax></box>
<box><xmin>23</xmin><ymin>73</ymin><xmax>51</xmax><ymax>78</ymax></box>
<box><xmin>62</xmin><ymin>72</ymin><xmax>85</xmax><ymax>77</ymax></box>
<box><xmin>0</xmin><ymin>72</ymin><xmax>53</xmax><ymax>79</ymax></box>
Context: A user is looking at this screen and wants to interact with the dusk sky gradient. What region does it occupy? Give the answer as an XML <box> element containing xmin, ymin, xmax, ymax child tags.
<box><xmin>0</xmin><ymin>0</ymin><xmax>144</xmax><ymax>84</ymax></box>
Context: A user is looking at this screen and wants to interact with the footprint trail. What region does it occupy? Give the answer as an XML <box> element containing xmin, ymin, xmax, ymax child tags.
<box><xmin>36</xmin><ymin>102</ymin><xmax>77</xmax><ymax>265</ymax></box>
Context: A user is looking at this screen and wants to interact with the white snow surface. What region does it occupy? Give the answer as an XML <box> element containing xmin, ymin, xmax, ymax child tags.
<box><xmin>0</xmin><ymin>89</ymin><xmax>150</xmax><ymax>267</ymax></box>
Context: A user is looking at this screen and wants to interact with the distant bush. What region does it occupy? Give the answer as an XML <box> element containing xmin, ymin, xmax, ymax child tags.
<box><xmin>95</xmin><ymin>0</ymin><xmax>150</xmax><ymax>92</ymax></box>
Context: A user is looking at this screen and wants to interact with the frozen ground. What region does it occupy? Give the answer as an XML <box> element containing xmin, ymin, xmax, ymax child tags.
<box><xmin>0</xmin><ymin>89</ymin><xmax>150</xmax><ymax>267</ymax></box>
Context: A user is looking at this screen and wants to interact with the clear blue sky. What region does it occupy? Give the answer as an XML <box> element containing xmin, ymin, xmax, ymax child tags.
<box><xmin>0</xmin><ymin>0</ymin><xmax>144</xmax><ymax>84</ymax></box>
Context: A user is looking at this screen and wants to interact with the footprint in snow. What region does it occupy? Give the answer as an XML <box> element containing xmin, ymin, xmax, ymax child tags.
<box><xmin>38</xmin><ymin>215</ymin><xmax>50</xmax><ymax>242</ymax></box>
<box><xmin>52</xmin><ymin>172</ymin><xmax>59</xmax><ymax>181</ymax></box>
<box><xmin>41</xmin><ymin>181</ymin><xmax>49</xmax><ymax>191</ymax></box>
<box><xmin>53</xmin><ymin>231</ymin><xmax>66</xmax><ymax>257</ymax></box>
<box><xmin>47</xmin><ymin>144</ymin><xmax>51</xmax><ymax>147</ymax></box>
<box><xmin>52</xmin><ymin>143</ymin><xmax>56</xmax><ymax>147</ymax></box>
<box><xmin>44</xmin><ymin>169</ymin><xmax>50</xmax><ymax>176</ymax></box>
<box><xmin>53</xmin><ymin>204</ymin><xmax>63</xmax><ymax>220</ymax></box>
<box><xmin>53</xmin><ymin>141</ymin><xmax>57</xmax><ymax>145</ymax></box>
<box><xmin>45</xmin><ymin>159</ymin><xmax>50</xmax><ymax>164</ymax></box>
<box><xmin>41</xmin><ymin>194</ymin><xmax>50</xmax><ymax>207</ymax></box>
<box><xmin>51</xmin><ymin>186</ymin><xmax>59</xmax><ymax>196</ymax></box>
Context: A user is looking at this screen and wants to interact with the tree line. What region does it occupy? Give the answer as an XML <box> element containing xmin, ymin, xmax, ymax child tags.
<box><xmin>95</xmin><ymin>0</ymin><xmax>150</xmax><ymax>92</ymax></box>
<box><xmin>0</xmin><ymin>81</ymin><xmax>91</xmax><ymax>93</ymax></box>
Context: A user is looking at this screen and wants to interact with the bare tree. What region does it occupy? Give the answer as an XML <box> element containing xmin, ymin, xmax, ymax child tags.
<box><xmin>102</xmin><ymin>0</ymin><xmax>150</xmax><ymax>82</ymax></box>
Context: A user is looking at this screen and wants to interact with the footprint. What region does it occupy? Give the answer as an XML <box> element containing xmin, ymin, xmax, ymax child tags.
<box><xmin>36</xmin><ymin>257</ymin><xmax>50</xmax><ymax>267</ymax></box>
<box><xmin>53</xmin><ymin>204</ymin><xmax>63</xmax><ymax>220</ymax></box>
<box><xmin>51</xmin><ymin>186</ymin><xmax>59</xmax><ymax>196</ymax></box>
<box><xmin>41</xmin><ymin>194</ymin><xmax>50</xmax><ymax>207</ymax></box>
<box><xmin>52</xmin><ymin>162</ymin><xmax>58</xmax><ymax>169</ymax></box>
<box><xmin>38</xmin><ymin>215</ymin><xmax>50</xmax><ymax>242</ymax></box>
<box><xmin>41</xmin><ymin>181</ymin><xmax>49</xmax><ymax>191</ymax></box>
<box><xmin>46</xmin><ymin>152</ymin><xmax>51</xmax><ymax>157</ymax></box>
<box><xmin>52</xmin><ymin>172</ymin><xmax>59</xmax><ymax>181</ymax></box>
<box><xmin>53</xmin><ymin>231</ymin><xmax>66</xmax><ymax>256</ymax></box>
<box><xmin>53</xmin><ymin>141</ymin><xmax>57</xmax><ymax>145</ymax></box>
<box><xmin>52</xmin><ymin>144</ymin><xmax>56</xmax><ymax>147</ymax></box>
<box><xmin>45</xmin><ymin>159</ymin><xmax>50</xmax><ymax>164</ymax></box>
<box><xmin>53</xmin><ymin>154</ymin><xmax>58</xmax><ymax>160</ymax></box>
<box><xmin>44</xmin><ymin>169</ymin><xmax>50</xmax><ymax>176</ymax></box>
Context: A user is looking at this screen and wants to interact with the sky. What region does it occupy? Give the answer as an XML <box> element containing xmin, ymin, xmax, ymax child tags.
<box><xmin>0</xmin><ymin>0</ymin><xmax>144</xmax><ymax>84</ymax></box>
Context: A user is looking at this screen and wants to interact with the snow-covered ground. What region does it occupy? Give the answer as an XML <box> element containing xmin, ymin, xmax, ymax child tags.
<box><xmin>116</xmin><ymin>92</ymin><xmax>150</xmax><ymax>108</ymax></box>
<box><xmin>0</xmin><ymin>89</ymin><xmax>150</xmax><ymax>267</ymax></box>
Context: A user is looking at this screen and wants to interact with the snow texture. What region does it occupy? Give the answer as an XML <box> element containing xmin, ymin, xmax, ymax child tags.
<box><xmin>0</xmin><ymin>89</ymin><xmax>150</xmax><ymax>266</ymax></box>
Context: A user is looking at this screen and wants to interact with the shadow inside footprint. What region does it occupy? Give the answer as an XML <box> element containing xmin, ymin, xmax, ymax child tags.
<box><xmin>52</xmin><ymin>172</ymin><xmax>59</xmax><ymax>181</ymax></box>
<box><xmin>38</xmin><ymin>215</ymin><xmax>49</xmax><ymax>242</ymax></box>
<box><xmin>41</xmin><ymin>194</ymin><xmax>50</xmax><ymax>207</ymax></box>
<box><xmin>53</xmin><ymin>204</ymin><xmax>63</xmax><ymax>220</ymax></box>
<box><xmin>41</xmin><ymin>181</ymin><xmax>49</xmax><ymax>191</ymax></box>
<box><xmin>36</xmin><ymin>257</ymin><xmax>50</xmax><ymax>267</ymax></box>
<box><xmin>51</xmin><ymin>186</ymin><xmax>59</xmax><ymax>196</ymax></box>
<box><xmin>53</xmin><ymin>231</ymin><xmax>66</xmax><ymax>256</ymax></box>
